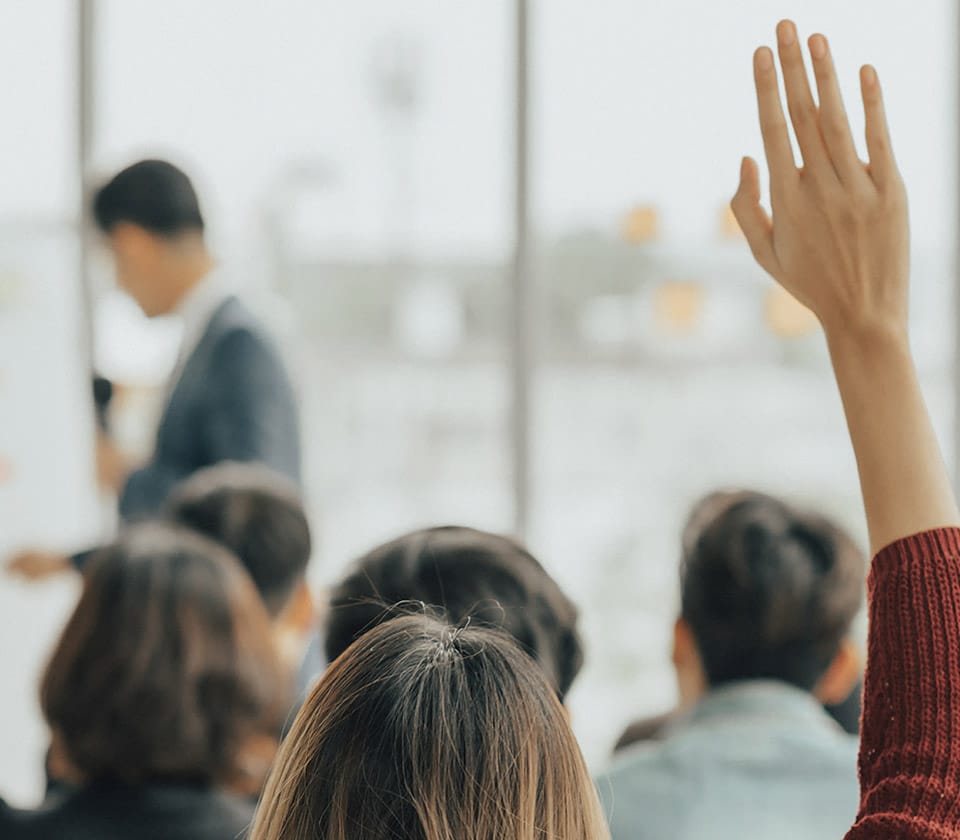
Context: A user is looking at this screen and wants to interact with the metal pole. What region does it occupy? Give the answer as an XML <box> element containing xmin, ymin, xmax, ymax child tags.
<box><xmin>78</xmin><ymin>0</ymin><xmax>96</xmax><ymax>372</ymax></box>
<box><xmin>510</xmin><ymin>0</ymin><xmax>533</xmax><ymax>536</ymax></box>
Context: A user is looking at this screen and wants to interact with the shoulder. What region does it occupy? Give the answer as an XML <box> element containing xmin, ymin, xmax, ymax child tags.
<box><xmin>205</xmin><ymin>302</ymin><xmax>289</xmax><ymax>379</ymax></box>
<box><xmin>0</xmin><ymin>792</ymin><xmax>75</xmax><ymax>839</ymax></box>
<box><xmin>596</xmin><ymin>740</ymin><xmax>674</xmax><ymax>804</ymax></box>
<box><xmin>596</xmin><ymin>743</ymin><xmax>681</xmax><ymax>840</ymax></box>
<box><xmin>207</xmin><ymin>299</ymin><xmax>275</xmax><ymax>355</ymax></box>
<box><xmin>209</xmin><ymin>296</ymin><xmax>262</xmax><ymax>332</ymax></box>
<box><xmin>0</xmin><ymin>796</ymin><xmax>16</xmax><ymax>829</ymax></box>
<box><xmin>183</xmin><ymin>789</ymin><xmax>256</xmax><ymax>839</ymax></box>
<box><xmin>2</xmin><ymin>785</ymin><xmax>256</xmax><ymax>840</ymax></box>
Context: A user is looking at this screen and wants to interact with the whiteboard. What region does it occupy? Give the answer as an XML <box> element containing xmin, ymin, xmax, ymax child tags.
<box><xmin>0</xmin><ymin>225</ymin><xmax>100</xmax><ymax>805</ymax></box>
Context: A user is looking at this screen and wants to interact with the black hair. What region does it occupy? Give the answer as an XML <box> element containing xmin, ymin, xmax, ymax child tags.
<box><xmin>165</xmin><ymin>463</ymin><xmax>311</xmax><ymax>617</ymax></box>
<box><xmin>324</xmin><ymin>526</ymin><xmax>584</xmax><ymax>701</ymax></box>
<box><xmin>680</xmin><ymin>490</ymin><xmax>864</xmax><ymax>691</ymax></box>
<box><xmin>92</xmin><ymin>159</ymin><xmax>205</xmax><ymax>237</ymax></box>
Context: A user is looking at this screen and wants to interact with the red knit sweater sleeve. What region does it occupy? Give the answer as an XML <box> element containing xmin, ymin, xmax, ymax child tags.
<box><xmin>845</xmin><ymin>528</ymin><xmax>960</xmax><ymax>839</ymax></box>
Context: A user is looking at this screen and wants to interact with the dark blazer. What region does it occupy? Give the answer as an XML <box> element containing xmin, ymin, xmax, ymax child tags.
<box><xmin>119</xmin><ymin>295</ymin><xmax>301</xmax><ymax>521</ymax></box>
<box><xmin>0</xmin><ymin>782</ymin><xmax>253</xmax><ymax>840</ymax></box>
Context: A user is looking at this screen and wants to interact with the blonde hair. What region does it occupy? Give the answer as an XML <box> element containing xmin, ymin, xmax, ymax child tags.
<box><xmin>251</xmin><ymin>613</ymin><xmax>609</xmax><ymax>840</ymax></box>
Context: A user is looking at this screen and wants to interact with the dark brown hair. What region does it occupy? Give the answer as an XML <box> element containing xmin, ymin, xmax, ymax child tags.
<box><xmin>251</xmin><ymin>614</ymin><xmax>609</xmax><ymax>840</ymax></box>
<box><xmin>41</xmin><ymin>523</ymin><xmax>287</xmax><ymax>787</ymax></box>
<box><xmin>165</xmin><ymin>462</ymin><xmax>311</xmax><ymax>617</ymax></box>
<box><xmin>680</xmin><ymin>490</ymin><xmax>865</xmax><ymax>690</ymax></box>
<box><xmin>324</xmin><ymin>526</ymin><xmax>584</xmax><ymax>700</ymax></box>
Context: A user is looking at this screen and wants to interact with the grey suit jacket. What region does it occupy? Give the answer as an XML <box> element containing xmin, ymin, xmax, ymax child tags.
<box><xmin>119</xmin><ymin>295</ymin><xmax>301</xmax><ymax>520</ymax></box>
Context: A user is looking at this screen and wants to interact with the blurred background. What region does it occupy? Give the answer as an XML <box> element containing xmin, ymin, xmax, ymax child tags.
<box><xmin>0</xmin><ymin>0</ymin><xmax>956</xmax><ymax>803</ymax></box>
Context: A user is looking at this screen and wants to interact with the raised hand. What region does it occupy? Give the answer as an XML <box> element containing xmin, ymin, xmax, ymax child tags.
<box><xmin>732</xmin><ymin>19</ymin><xmax>909</xmax><ymax>344</ymax></box>
<box><xmin>731</xmin><ymin>20</ymin><xmax>959</xmax><ymax>556</ymax></box>
<box><xmin>730</xmin><ymin>24</ymin><xmax>960</xmax><ymax>840</ymax></box>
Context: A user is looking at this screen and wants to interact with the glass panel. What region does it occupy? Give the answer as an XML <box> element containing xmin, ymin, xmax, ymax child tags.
<box><xmin>0</xmin><ymin>226</ymin><xmax>98</xmax><ymax>804</ymax></box>
<box><xmin>532</xmin><ymin>0</ymin><xmax>956</xmax><ymax>766</ymax></box>
<box><xmin>0</xmin><ymin>2</ymin><xmax>75</xmax><ymax>218</ymax></box>
<box><xmin>0</xmin><ymin>3</ymin><xmax>93</xmax><ymax>803</ymax></box>
<box><xmin>95</xmin><ymin>0</ymin><xmax>514</xmax><ymax>569</ymax></box>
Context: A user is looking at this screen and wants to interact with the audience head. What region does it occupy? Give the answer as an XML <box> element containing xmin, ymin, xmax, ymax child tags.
<box><xmin>41</xmin><ymin>523</ymin><xmax>286</xmax><ymax>791</ymax></box>
<box><xmin>165</xmin><ymin>462</ymin><xmax>312</xmax><ymax>620</ymax></box>
<box><xmin>674</xmin><ymin>490</ymin><xmax>864</xmax><ymax>706</ymax></box>
<box><xmin>92</xmin><ymin>159</ymin><xmax>208</xmax><ymax>316</ymax></box>
<box><xmin>324</xmin><ymin>525</ymin><xmax>583</xmax><ymax>700</ymax></box>
<box><xmin>251</xmin><ymin>613</ymin><xmax>609</xmax><ymax>840</ymax></box>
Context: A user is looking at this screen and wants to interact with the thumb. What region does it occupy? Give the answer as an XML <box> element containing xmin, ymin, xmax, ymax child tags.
<box><xmin>731</xmin><ymin>157</ymin><xmax>778</xmax><ymax>277</ymax></box>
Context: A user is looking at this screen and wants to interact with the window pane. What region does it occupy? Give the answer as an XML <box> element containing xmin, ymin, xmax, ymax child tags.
<box><xmin>95</xmin><ymin>0</ymin><xmax>514</xmax><ymax>567</ymax></box>
<box><xmin>0</xmin><ymin>2</ymin><xmax>76</xmax><ymax>218</ymax></box>
<box><xmin>0</xmin><ymin>5</ymin><xmax>94</xmax><ymax>805</ymax></box>
<box><xmin>533</xmin><ymin>0</ymin><xmax>956</xmax><ymax>765</ymax></box>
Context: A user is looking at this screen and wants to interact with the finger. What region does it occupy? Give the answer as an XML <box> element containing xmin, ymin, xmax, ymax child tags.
<box><xmin>861</xmin><ymin>65</ymin><xmax>897</xmax><ymax>187</ymax></box>
<box><xmin>808</xmin><ymin>34</ymin><xmax>863</xmax><ymax>184</ymax></box>
<box><xmin>776</xmin><ymin>20</ymin><xmax>832</xmax><ymax>177</ymax></box>
<box><xmin>753</xmin><ymin>47</ymin><xmax>796</xmax><ymax>182</ymax></box>
<box><xmin>731</xmin><ymin>157</ymin><xmax>778</xmax><ymax>276</ymax></box>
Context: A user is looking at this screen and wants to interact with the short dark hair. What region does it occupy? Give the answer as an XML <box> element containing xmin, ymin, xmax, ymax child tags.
<box><xmin>165</xmin><ymin>463</ymin><xmax>311</xmax><ymax>617</ymax></box>
<box><xmin>324</xmin><ymin>526</ymin><xmax>584</xmax><ymax>700</ymax></box>
<box><xmin>92</xmin><ymin>159</ymin><xmax>205</xmax><ymax>236</ymax></box>
<box><xmin>41</xmin><ymin>523</ymin><xmax>286</xmax><ymax>786</ymax></box>
<box><xmin>680</xmin><ymin>490</ymin><xmax>865</xmax><ymax>691</ymax></box>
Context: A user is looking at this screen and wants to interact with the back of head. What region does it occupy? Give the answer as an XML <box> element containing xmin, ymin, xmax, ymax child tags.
<box><xmin>251</xmin><ymin>614</ymin><xmax>608</xmax><ymax>840</ymax></box>
<box><xmin>324</xmin><ymin>526</ymin><xmax>583</xmax><ymax>699</ymax></box>
<box><xmin>680</xmin><ymin>490</ymin><xmax>865</xmax><ymax>691</ymax></box>
<box><xmin>41</xmin><ymin>523</ymin><xmax>286</xmax><ymax>787</ymax></box>
<box><xmin>92</xmin><ymin>159</ymin><xmax>204</xmax><ymax>237</ymax></box>
<box><xmin>165</xmin><ymin>463</ymin><xmax>311</xmax><ymax>617</ymax></box>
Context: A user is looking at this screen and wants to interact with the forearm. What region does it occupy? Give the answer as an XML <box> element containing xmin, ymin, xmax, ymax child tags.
<box><xmin>732</xmin><ymin>21</ymin><xmax>960</xmax><ymax>839</ymax></box>
<box><xmin>830</xmin><ymin>330</ymin><xmax>960</xmax><ymax>838</ymax></box>
<box><xmin>827</xmin><ymin>327</ymin><xmax>960</xmax><ymax>555</ymax></box>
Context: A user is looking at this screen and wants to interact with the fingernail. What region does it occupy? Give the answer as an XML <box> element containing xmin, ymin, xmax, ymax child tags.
<box><xmin>809</xmin><ymin>34</ymin><xmax>827</xmax><ymax>59</ymax></box>
<box><xmin>777</xmin><ymin>20</ymin><xmax>796</xmax><ymax>45</ymax></box>
<box><xmin>755</xmin><ymin>47</ymin><xmax>774</xmax><ymax>71</ymax></box>
<box><xmin>862</xmin><ymin>65</ymin><xmax>878</xmax><ymax>87</ymax></box>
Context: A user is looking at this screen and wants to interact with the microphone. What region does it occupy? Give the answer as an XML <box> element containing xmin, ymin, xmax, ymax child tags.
<box><xmin>93</xmin><ymin>375</ymin><xmax>113</xmax><ymax>433</ymax></box>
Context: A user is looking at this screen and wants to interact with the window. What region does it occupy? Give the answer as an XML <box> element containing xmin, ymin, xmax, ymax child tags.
<box><xmin>95</xmin><ymin>0</ymin><xmax>514</xmax><ymax>566</ymax></box>
<box><xmin>0</xmin><ymin>1</ymin><xmax>96</xmax><ymax>805</ymax></box>
<box><xmin>532</xmin><ymin>0</ymin><xmax>956</xmax><ymax>762</ymax></box>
